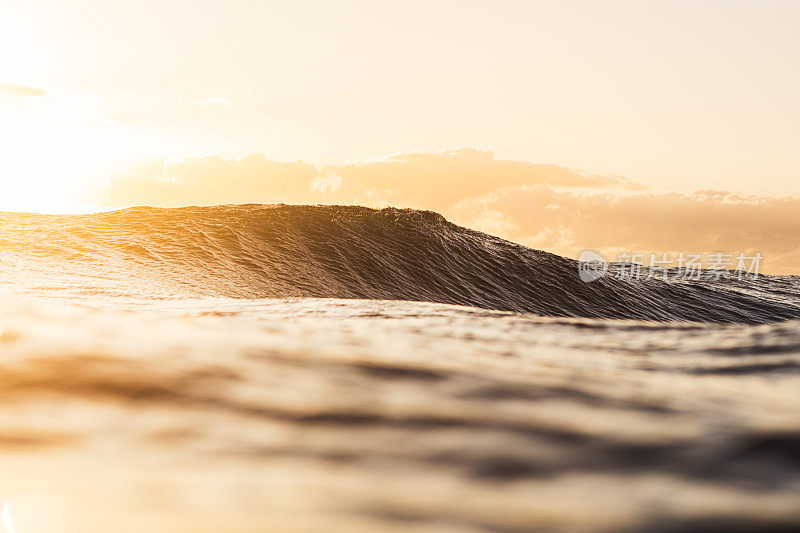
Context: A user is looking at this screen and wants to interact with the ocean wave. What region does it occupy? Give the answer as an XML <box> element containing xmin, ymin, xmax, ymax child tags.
<box><xmin>1</xmin><ymin>204</ymin><xmax>799</xmax><ymax>323</ymax></box>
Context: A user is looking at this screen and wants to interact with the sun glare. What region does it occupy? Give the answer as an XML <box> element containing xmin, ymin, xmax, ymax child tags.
<box><xmin>0</xmin><ymin>89</ymin><xmax>158</xmax><ymax>213</ymax></box>
<box><xmin>0</xmin><ymin>118</ymin><xmax>95</xmax><ymax>213</ymax></box>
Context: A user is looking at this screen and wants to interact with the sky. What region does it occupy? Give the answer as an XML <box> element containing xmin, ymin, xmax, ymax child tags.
<box><xmin>1</xmin><ymin>0</ymin><xmax>800</xmax><ymax>271</ymax></box>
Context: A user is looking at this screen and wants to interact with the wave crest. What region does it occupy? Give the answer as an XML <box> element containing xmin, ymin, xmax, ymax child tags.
<box><xmin>1</xmin><ymin>204</ymin><xmax>798</xmax><ymax>323</ymax></box>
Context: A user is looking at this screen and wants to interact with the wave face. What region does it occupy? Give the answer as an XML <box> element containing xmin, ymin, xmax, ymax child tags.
<box><xmin>1</xmin><ymin>204</ymin><xmax>799</xmax><ymax>323</ymax></box>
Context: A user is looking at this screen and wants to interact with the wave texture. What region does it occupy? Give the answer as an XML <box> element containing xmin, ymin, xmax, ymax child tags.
<box><xmin>2</xmin><ymin>204</ymin><xmax>799</xmax><ymax>323</ymax></box>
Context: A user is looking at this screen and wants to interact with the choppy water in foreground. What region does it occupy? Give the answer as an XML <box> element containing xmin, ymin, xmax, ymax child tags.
<box><xmin>0</xmin><ymin>205</ymin><xmax>798</xmax><ymax>532</ymax></box>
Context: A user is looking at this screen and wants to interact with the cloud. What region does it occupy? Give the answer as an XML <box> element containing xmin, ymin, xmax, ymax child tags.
<box><xmin>97</xmin><ymin>148</ymin><xmax>632</xmax><ymax>208</ymax></box>
<box><xmin>92</xmin><ymin>148</ymin><xmax>800</xmax><ymax>274</ymax></box>
<box><xmin>323</xmin><ymin>148</ymin><xmax>643</xmax><ymax>209</ymax></box>
<box><xmin>447</xmin><ymin>186</ymin><xmax>800</xmax><ymax>275</ymax></box>
<box><xmin>0</xmin><ymin>83</ymin><xmax>47</xmax><ymax>101</ymax></box>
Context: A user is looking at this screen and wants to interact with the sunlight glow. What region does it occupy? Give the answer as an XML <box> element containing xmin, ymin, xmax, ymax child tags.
<box><xmin>0</xmin><ymin>87</ymin><xmax>161</xmax><ymax>213</ymax></box>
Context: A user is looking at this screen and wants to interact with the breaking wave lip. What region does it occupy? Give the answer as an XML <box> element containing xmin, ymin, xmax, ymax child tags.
<box><xmin>1</xmin><ymin>203</ymin><xmax>799</xmax><ymax>324</ymax></box>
